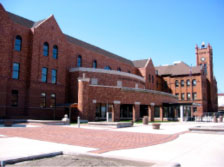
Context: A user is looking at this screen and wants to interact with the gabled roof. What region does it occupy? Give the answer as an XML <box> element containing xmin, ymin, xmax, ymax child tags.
<box><xmin>7</xmin><ymin>11</ymin><xmax>134</xmax><ymax>66</ymax></box>
<box><xmin>155</xmin><ymin>62</ymin><xmax>201</xmax><ymax>76</ymax></box>
<box><xmin>132</xmin><ymin>59</ymin><xmax>148</xmax><ymax>68</ymax></box>
<box><xmin>7</xmin><ymin>12</ymin><xmax>34</xmax><ymax>28</ymax></box>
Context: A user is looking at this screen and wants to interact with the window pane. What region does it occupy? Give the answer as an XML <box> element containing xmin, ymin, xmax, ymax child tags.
<box><xmin>12</xmin><ymin>63</ymin><xmax>20</xmax><ymax>79</ymax></box>
<box><xmin>14</xmin><ymin>36</ymin><xmax>22</xmax><ymax>51</ymax></box>
<box><xmin>186</xmin><ymin>80</ymin><xmax>190</xmax><ymax>86</ymax></box>
<box><xmin>11</xmin><ymin>90</ymin><xmax>18</xmax><ymax>107</ymax></box>
<box><xmin>181</xmin><ymin>80</ymin><xmax>184</xmax><ymax>87</ymax></box>
<box><xmin>187</xmin><ymin>93</ymin><xmax>191</xmax><ymax>100</ymax></box>
<box><xmin>93</xmin><ymin>60</ymin><xmax>97</xmax><ymax>68</ymax></box>
<box><xmin>40</xmin><ymin>93</ymin><xmax>46</xmax><ymax>108</ymax></box>
<box><xmin>104</xmin><ymin>66</ymin><xmax>111</xmax><ymax>70</ymax></box>
<box><xmin>51</xmin><ymin>69</ymin><xmax>57</xmax><ymax>84</ymax></box>
<box><xmin>41</xmin><ymin>67</ymin><xmax>48</xmax><ymax>82</ymax></box>
<box><xmin>43</xmin><ymin>42</ymin><xmax>49</xmax><ymax>56</ymax></box>
<box><xmin>77</xmin><ymin>55</ymin><xmax>82</xmax><ymax>67</ymax></box>
<box><xmin>192</xmin><ymin>79</ymin><xmax>196</xmax><ymax>86</ymax></box>
<box><xmin>181</xmin><ymin>93</ymin><xmax>185</xmax><ymax>100</ymax></box>
<box><xmin>175</xmin><ymin>80</ymin><xmax>179</xmax><ymax>87</ymax></box>
<box><xmin>53</xmin><ymin>45</ymin><xmax>58</xmax><ymax>59</ymax></box>
<box><xmin>50</xmin><ymin>93</ymin><xmax>56</xmax><ymax>107</ymax></box>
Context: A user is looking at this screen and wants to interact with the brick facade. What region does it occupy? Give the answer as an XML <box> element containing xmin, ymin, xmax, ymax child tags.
<box><xmin>0</xmin><ymin>4</ymin><xmax>217</xmax><ymax>121</ymax></box>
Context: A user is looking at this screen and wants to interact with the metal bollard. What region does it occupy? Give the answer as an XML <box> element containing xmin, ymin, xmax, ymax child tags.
<box><xmin>78</xmin><ymin>116</ymin><xmax>80</xmax><ymax>128</ymax></box>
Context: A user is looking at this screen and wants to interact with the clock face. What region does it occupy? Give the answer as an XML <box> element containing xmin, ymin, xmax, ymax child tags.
<box><xmin>201</xmin><ymin>57</ymin><xmax>205</xmax><ymax>61</ymax></box>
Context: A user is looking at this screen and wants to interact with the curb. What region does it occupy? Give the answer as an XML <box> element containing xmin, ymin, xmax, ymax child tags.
<box><xmin>64</xmin><ymin>152</ymin><xmax>181</xmax><ymax>167</ymax></box>
<box><xmin>0</xmin><ymin>151</ymin><xmax>63</xmax><ymax>167</ymax></box>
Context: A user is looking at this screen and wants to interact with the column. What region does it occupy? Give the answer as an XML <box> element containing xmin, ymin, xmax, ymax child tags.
<box><xmin>180</xmin><ymin>105</ymin><xmax>184</xmax><ymax>122</ymax></box>
<box><xmin>148</xmin><ymin>103</ymin><xmax>155</xmax><ymax>122</ymax></box>
<box><xmin>112</xmin><ymin>101</ymin><xmax>120</xmax><ymax>122</ymax></box>
<box><xmin>160</xmin><ymin>106</ymin><xmax>163</xmax><ymax>121</ymax></box>
<box><xmin>174</xmin><ymin>107</ymin><xmax>178</xmax><ymax>119</ymax></box>
<box><xmin>133</xmin><ymin>102</ymin><xmax>140</xmax><ymax>122</ymax></box>
<box><xmin>78</xmin><ymin>78</ymin><xmax>90</xmax><ymax>120</ymax></box>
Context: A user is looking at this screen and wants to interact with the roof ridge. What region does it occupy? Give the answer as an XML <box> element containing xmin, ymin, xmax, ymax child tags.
<box><xmin>64</xmin><ymin>34</ymin><xmax>134</xmax><ymax>66</ymax></box>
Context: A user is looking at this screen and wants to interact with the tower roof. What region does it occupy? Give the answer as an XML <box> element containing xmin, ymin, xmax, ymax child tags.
<box><xmin>155</xmin><ymin>62</ymin><xmax>201</xmax><ymax>76</ymax></box>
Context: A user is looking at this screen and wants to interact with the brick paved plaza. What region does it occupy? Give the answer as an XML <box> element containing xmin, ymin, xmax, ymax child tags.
<box><xmin>0</xmin><ymin>124</ymin><xmax>181</xmax><ymax>154</ymax></box>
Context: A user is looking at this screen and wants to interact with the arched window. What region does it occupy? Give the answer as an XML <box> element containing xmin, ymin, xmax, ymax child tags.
<box><xmin>104</xmin><ymin>66</ymin><xmax>111</xmax><ymax>70</ymax></box>
<box><xmin>14</xmin><ymin>35</ymin><xmax>22</xmax><ymax>51</ymax></box>
<box><xmin>53</xmin><ymin>45</ymin><xmax>58</xmax><ymax>59</ymax></box>
<box><xmin>92</xmin><ymin>60</ymin><xmax>97</xmax><ymax>68</ymax></box>
<box><xmin>43</xmin><ymin>42</ymin><xmax>49</xmax><ymax>56</ymax></box>
<box><xmin>186</xmin><ymin>79</ymin><xmax>190</xmax><ymax>86</ymax></box>
<box><xmin>192</xmin><ymin>79</ymin><xmax>197</xmax><ymax>86</ymax></box>
<box><xmin>175</xmin><ymin>80</ymin><xmax>179</xmax><ymax>87</ymax></box>
<box><xmin>117</xmin><ymin>68</ymin><xmax>121</xmax><ymax>72</ymax></box>
<box><xmin>77</xmin><ymin>55</ymin><xmax>82</xmax><ymax>67</ymax></box>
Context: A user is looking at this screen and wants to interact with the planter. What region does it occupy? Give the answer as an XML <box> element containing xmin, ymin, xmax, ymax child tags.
<box><xmin>143</xmin><ymin>116</ymin><xmax>148</xmax><ymax>125</ymax></box>
<box><xmin>4</xmin><ymin>120</ymin><xmax>13</xmax><ymax>127</ymax></box>
<box><xmin>152</xmin><ymin>123</ymin><xmax>161</xmax><ymax>129</ymax></box>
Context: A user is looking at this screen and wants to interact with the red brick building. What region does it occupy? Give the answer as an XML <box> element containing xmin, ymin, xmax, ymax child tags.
<box><xmin>0</xmin><ymin>4</ymin><xmax>217</xmax><ymax>121</ymax></box>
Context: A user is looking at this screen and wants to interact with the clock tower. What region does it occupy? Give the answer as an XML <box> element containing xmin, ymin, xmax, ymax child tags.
<box><xmin>196</xmin><ymin>42</ymin><xmax>217</xmax><ymax>113</ymax></box>
<box><xmin>196</xmin><ymin>42</ymin><xmax>213</xmax><ymax>82</ymax></box>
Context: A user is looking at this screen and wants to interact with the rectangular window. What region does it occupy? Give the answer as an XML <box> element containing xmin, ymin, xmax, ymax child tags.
<box><xmin>148</xmin><ymin>74</ymin><xmax>151</xmax><ymax>82</ymax></box>
<box><xmin>193</xmin><ymin>107</ymin><xmax>197</xmax><ymax>113</ymax></box>
<box><xmin>175</xmin><ymin>80</ymin><xmax>179</xmax><ymax>87</ymax></box>
<box><xmin>154</xmin><ymin>106</ymin><xmax>160</xmax><ymax>117</ymax></box>
<box><xmin>40</xmin><ymin>93</ymin><xmax>46</xmax><ymax>108</ymax></box>
<box><xmin>187</xmin><ymin>93</ymin><xmax>191</xmax><ymax>100</ymax></box>
<box><xmin>51</xmin><ymin>69</ymin><xmax>57</xmax><ymax>84</ymax></box>
<box><xmin>41</xmin><ymin>67</ymin><xmax>48</xmax><ymax>83</ymax></box>
<box><xmin>192</xmin><ymin>92</ymin><xmax>197</xmax><ymax>100</ymax></box>
<box><xmin>152</xmin><ymin>75</ymin><xmax>154</xmax><ymax>83</ymax></box>
<box><xmin>11</xmin><ymin>90</ymin><xmax>18</xmax><ymax>107</ymax></box>
<box><xmin>50</xmin><ymin>94</ymin><xmax>56</xmax><ymax>108</ymax></box>
<box><xmin>12</xmin><ymin>63</ymin><xmax>20</xmax><ymax>79</ymax></box>
<box><xmin>91</xmin><ymin>78</ymin><xmax>98</xmax><ymax>85</ymax></box>
<box><xmin>175</xmin><ymin>93</ymin><xmax>179</xmax><ymax>99</ymax></box>
<box><xmin>181</xmin><ymin>80</ymin><xmax>184</xmax><ymax>87</ymax></box>
<box><xmin>181</xmin><ymin>93</ymin><xmax>185</xmax><ymax>100</ymax></box>
<box><xmin>117</xmin><ymin>80</ymin><xmax>122</xmax><ymax>87</ymax></box>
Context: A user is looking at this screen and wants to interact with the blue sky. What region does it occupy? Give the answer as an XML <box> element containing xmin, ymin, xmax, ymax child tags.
<box><xmin>1</xmin><ymin>0</ymin><xmax>224</xmax><ymax>92</ymax></box>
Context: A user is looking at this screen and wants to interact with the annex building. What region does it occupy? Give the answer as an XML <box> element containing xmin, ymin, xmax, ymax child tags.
<box><xmin>0</xmin><ymin>4</ymin><xmax>218</xmax><ymax>122</ymax></box>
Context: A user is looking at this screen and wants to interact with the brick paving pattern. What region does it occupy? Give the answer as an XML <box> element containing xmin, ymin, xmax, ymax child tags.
<box><xmin>0</xmin><ymin>125</ymin><xmax>184</xmax><ymax>153</ymax></box>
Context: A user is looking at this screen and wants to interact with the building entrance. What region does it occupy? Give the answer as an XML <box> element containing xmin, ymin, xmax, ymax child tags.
<box><xmin>140</xmin><ymin>105</ymin><xmax>148</xmax><ymax>118</ymax></box>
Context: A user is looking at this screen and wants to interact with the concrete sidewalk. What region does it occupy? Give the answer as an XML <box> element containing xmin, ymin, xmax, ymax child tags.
<box><xmin>0</xmin><ymin>137</ymin><xmax>96</xmax><ymax>165</ymax></box>
<box><xmin>103</xmin><ymin>132</ymin><xmax>224</xmax><ymax>167</ymax></box>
